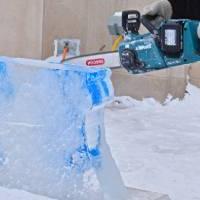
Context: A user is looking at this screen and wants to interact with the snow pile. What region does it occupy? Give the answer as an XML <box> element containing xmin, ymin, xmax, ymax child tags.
<box><xmin>105</xmin><ymin>84</ymin><xmax>200</xmax><ymax>200</ymax></box>
<box><xmin>0</xmin><ymin>57</ymin><xmax>118</xmax><ymax>200</ymax></box>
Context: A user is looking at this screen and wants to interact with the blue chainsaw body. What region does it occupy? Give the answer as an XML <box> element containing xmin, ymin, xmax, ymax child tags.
<box><xmin>119</xmin><ymin>16</ymin><xmax>200</xmax><ymax>74</ymax></box>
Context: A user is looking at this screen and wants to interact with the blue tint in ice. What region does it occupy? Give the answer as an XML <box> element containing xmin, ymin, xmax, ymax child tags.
<box><xmin>0</xmin><ymin>57</ymin><xmax>127</xmax><ymax>200</ymax></box>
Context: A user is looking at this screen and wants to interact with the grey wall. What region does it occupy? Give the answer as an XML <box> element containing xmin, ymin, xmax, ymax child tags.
<box><xmin>0</xmin><ymin>0</ymin><xmax>155</xmax><ymax>59</ymax></box>
<box><xmin>0</xmin><ymin>0</ymin><xmax>44</xmax><ymax>59</ymax></box>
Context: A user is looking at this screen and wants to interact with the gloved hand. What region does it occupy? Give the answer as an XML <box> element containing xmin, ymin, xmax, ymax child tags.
<box><xmin>143</xmin><ymin>0</ymin><xmax>173</xmax><ymax>27</ymax></box>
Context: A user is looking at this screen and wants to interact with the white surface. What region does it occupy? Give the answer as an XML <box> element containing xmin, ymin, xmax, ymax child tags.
<box><xmin>105</xmin><ymin>84</ymin><xmax>200</xmax><ymax>200</ymax></box>
<box><xmin>62</xmin><ymin>52</ymin><xmax>120</xmax><ymax>69</ymax></box>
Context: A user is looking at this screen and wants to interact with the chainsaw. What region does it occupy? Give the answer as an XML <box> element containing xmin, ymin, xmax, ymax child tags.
<box><xmin>61</xmin><ymin>10</ymin><xmax>200</xmax><ymax>74</ymax></box>
<box><xmin>118</xmin><ymin>10</ymin><xmax>200</xmax><ymax>74</ymax></box>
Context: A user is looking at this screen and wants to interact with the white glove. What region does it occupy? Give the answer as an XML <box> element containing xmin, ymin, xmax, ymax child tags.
<box><xmin>143</xmin><ymin>0</ymin><xmax>173</xmax><ymax>27</ymax></box>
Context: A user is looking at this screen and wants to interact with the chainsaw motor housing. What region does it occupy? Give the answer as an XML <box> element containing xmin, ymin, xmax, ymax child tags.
<box><xmin>118</xmin><ymin>10</ymin><xmax>200</xmax><ymax>74</ymax></box>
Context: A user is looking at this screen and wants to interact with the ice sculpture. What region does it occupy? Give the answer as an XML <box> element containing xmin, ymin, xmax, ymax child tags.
<box><xmin>0</xmin><ymin>57</ymin><xmax>127</xmax><ymax>200</ymax></box>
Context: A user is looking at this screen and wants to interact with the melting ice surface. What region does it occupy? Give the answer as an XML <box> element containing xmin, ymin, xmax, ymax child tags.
<box><xmin>0</xmin><ymin>57</ymin><xmax>126</xmax><ymax>200</ymax></box>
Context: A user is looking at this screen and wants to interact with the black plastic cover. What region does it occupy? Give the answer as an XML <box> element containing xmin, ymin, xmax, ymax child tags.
<box><xmin>160</xmin><ymin>22</ymin><xmax>183</xmax><ymax>55</ymax></box>
<box><xmin>122</xmin><ymin>10</ymin><xmax>141</xmax><ymax>34</ymax></box>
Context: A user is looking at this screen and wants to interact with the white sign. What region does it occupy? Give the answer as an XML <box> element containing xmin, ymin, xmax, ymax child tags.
<box><xmin>165</xmin><ymin>29</ymin><xmax>176</xmax><ymax>46</ymax></box>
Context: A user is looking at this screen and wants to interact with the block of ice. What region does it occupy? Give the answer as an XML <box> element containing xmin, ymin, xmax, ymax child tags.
<box><xmin>0</xmin><ymin>57</ymin><xmax>125</xmax><ymax>200</ymax></box>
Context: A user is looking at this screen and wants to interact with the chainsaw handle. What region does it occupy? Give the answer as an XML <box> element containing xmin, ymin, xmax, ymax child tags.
<box><xmin>122</xmin><ymin>10</ymin><xmax>141</xmax><ymax>34</ymax></box>
<box><xmin>141</xmin><ymin>15</ymin><xmax>158</xmax><ymax>34</ymax></box>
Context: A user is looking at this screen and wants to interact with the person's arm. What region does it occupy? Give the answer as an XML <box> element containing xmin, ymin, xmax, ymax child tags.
<box><xmin>168</xmin><ymin>0</ymin><xmax>187</xmax><ymax>19</ymax></box>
